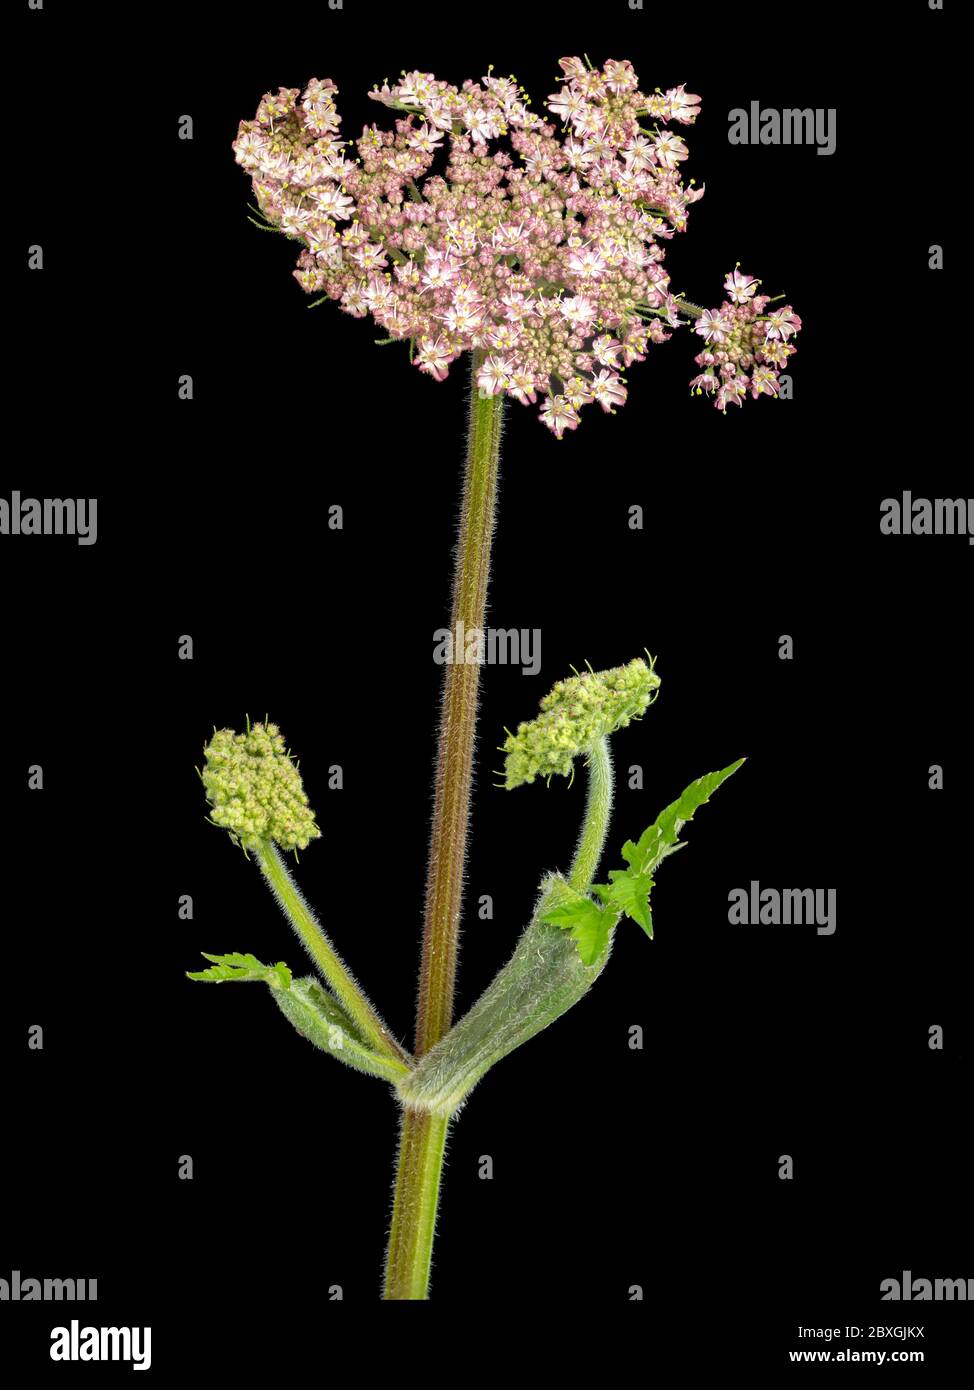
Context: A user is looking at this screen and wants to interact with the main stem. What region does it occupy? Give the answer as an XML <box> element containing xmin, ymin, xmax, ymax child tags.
<box><xmin>384</xmin><ymin>354</ymin><xmax>504</xmax><ymax>1300</ymax></box>
<box><xmin>416</xmin><ymin>356</ymin><xmax>504</xmax><ymax>1057</ymax></box>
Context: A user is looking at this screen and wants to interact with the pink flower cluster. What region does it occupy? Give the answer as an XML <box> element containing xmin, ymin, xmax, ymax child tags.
<box><xmin>689</xmin><ymin>268</ymin><xmax>802</xmax><ymax>411</ymax></box>
<box><xmin>233</xmin><ymin>59</ymin><xmax>796</xmax><ymax>431</ymax></box>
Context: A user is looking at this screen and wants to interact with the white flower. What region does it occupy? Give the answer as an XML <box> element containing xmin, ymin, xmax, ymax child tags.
<box><xmin>314</xmin><ymin>186</ymin><xmax>354</xmax><ymax>220</ymax></box>
<box><xmin>421</xmin><ymin>253</ymin><xmax>462</xmax><ymax>290</ymax></box>
<box><xmin>563</xmin><ymin>136</ymin><xmax>596</xmax><ymax>171</ymax></box>
<box><xmin>592</xmin><ymin>335</ymin><xmax>622</xmax><ymax>368</ymax></box>
<box><xmin>280</xmin><ymin>204</ymin><xmax>314</xmax><ymax>236</ymax></box>
<box><xmin>750</xmin><ymin>366</ymin><xmax>779</xmax><ymax>398</ymax></box>
<box><xmin>507</xmin><ymin>369</ymin><xmax>538</xmax><ymax>405</ymax></box>
<box><xmin>653</xmin><ymin>132</ymin><xmax>689</xmax><ymax>167</ymax></box>
<box><xmin>723</xmin><ymin>268</ymin><xmax>760</xmax><ymax>304</ymax></box>
<box><xmin>349</xmin><ymin>243</ymin><xmax>388</xmax><ymax>272</ymax></box>
<box><xmin>547</xmin><ymin>87</ymin><xmax>587</xmax><ymax>123</ymax></box>
<box><xmin>361</xmin><ymin>276</ymin><xmax>394</xmax><ymax>312</ymax></box>
<box><xmin>398</xmin><ymin>71</ymin><xmax>437</xmax><ymax>106</ymax></box>
<box><xmin>666</xmin><ymin>85</ymin><xmax>702</xmax><ymax>124</ymax></box>
<box><xmin>464</xmin><ymin>107</ymin><xmax>501</xmax><ymax>142</ymax></box>
<box><xmin>765</xmin><ymin>308</ymin><xmax>802</xmax><ymax>340</ymax></box>
<box><xmin>234</xmin><ymin>130</ymin><xmax>265</xmax><ymax>168</ymax></box>
<box><xmin>540</xmin><ymin>394</ymin><xmax>580</xmax><ymax>438</ymax></box>
<box><xmin>441</xmin><ymin>303</ymin><xmax>482</xmax><ymax>335</ymax></box>
<box><xmin>567</xmin><ymin>247</ymin><xmax>607</xmax><ymax>281</ymax></box>
<box><xmin>407</xmin><ymin>122</ymin><xmax>444</xmax><ymax>154</ymax></box>
<box><xmin>622</xmin><ymin>137</ymin><xmax>656</xmax><ymax>173</ymax></box>
<box><xmin>487</xmin><ymin>321</ymin><xmax>522</xmax><ymax>351</ymax></box>
<box><xmin>589</xmin><ymin>370</ymin><xmax>627</xmax><ymax>412</ymax></box>
<box><xmin>490</xmin><ymin>223</ymin><xmax>526</xmax><ymax>254</ymax></box>
<box><xmin>415</xmin><ymin>335</ymin><xmax>454</xmax><ymax>381</ymax></box>
<box><xmin>695</xmin><ymin>309</ymin><xmax>731</xmax><ymax>344</ymax></box>
<box><xmin>603</xmin><ymin>60</ymin><xmax>637</xmax><ymax>95</ymax></box>
<box><xmin>477</xmin><ymin>355</ymin><xmax>513</xmax><ymax>396</ymax></box>
<box><xmin>559</xmin><ymin>295</ymin><xmax>598</xmax><ymax>330</ymax></box>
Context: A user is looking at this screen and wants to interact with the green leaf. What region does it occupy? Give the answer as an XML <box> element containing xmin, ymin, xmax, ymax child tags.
<box><xmin>571</xmin><ymin>758</ymin><xmax>745</xmax><ymax>959</ymax></box>
<box><xmin>186</xmin><ymin>951</ymin><xmax>291</xmax><ymax>989</ymax></box>
<box><xmin>541</xmin><ymin>886</ymin><xmax>615</xmax><ymax>966</ymax></box>
<box><xmin>186</xmin><ymin>953</ymin><xmax>410</xmax><ymax>1083</ymax></box>
<box><xmin>656</xmin><ymin>758</ymin><xmax>746</xmax><ymax>843</ymax></box>
<box><xmin>622</xmin><ymin>758</ymin><xmax>745</xmax><ymax>879</ymax></box>
<box><xmin>596</xmin><ymin>868</ymin><xmax>655</xmax><ymax>938</ymax></box>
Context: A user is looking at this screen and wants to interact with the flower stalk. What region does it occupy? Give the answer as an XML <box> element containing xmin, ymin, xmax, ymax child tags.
<box><xmin>416</xmin><ymin>353</ymin><xmax>505</xmax><ymax>1058</ymax></box>
<box><xmin>568</xmin><ymin>736</ymin><xmax>614</xmax><ymax>891</ymax></box>
<box><xmin>256</xmin><ymin>840</ymin><xmax>410</xmax><ymax>1067</ymax></box>
<box><xmin>384</xmin><ymin>352</ymin><xmax>504</xmax><ymax>1299</ymax></box>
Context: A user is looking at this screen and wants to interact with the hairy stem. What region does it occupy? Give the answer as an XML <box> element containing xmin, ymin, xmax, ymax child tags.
<box><xmin>569</xmin><ymin>737</ymin><xmax>614</xmax><ymax>890</ymax></box>
<box><xmin>383</xmin><ymin>1109</ymin><xmax>450</xmax><ymax>1300</ymax></box>
<box><xmin>255</xmin><ymin>840</ymin><xmax>410</xmax><ymax>1067</ymax></box>
<box><xmin>397</xmin><ymin>743</ymin><xmax>616</xmax><ymax>1118</ymax></box>
<box><xmin>384</xmin><ymin>353</ymin><xmax>504</xmax><ymax>1301</ymax></box>
<box><xmin>673</xmin><ymin>298</ymin><xmax>706</xmax><ymax>318</ymax></box>
<box><xmin>415</xmin><ymin>354</ymin><xmax>505</xmax><ymax>1057</ymax></box>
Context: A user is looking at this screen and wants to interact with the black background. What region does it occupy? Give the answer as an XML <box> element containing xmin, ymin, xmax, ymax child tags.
<box><xmin>5</xmin><ymin>0</ymin><xmax>969</xmax><ymax>1375</ymax></box>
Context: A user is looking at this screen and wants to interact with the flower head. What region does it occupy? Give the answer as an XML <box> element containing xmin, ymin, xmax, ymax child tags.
<box><xmin>235</xmin><ymin>64</ymin><xmax>798</xmax><ymax>425</ymax></box>
<box><xmin>234</xmin><ymin>60</ymin><xmax>712</xmax><ymax>432</ymax></box>
<box><xmin>689</xmin><ymin>284</ymin><xmax>801</xmax><ymax>409</ymax></box>
<box><xmin>201</xmin><ymin>722</ymin><xmax>320</xmax><ymax>852</ymax></box>
<box><xmin>503</xmin><ymin>657</ymin><xmax>660</xmax><ymax>789</ymax></box>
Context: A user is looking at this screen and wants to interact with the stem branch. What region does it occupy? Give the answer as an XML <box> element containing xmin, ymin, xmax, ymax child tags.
<box><xmin>256</xmin><ymin>840</ymin><xmax>410</xmax><ymax>1066</ymax></box>
<box><xmin>569</xmin><ymin>737</ymin><xmax>614</xmax><ymax>890</ymax></box>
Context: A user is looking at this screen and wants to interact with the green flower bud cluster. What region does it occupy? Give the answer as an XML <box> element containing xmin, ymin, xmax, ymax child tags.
<box><xmin>503</xmin><ymin>657</ymin><xmax>660</xmax><ymax>789</ymax></box>
<box><xmin>202</xmin><ymin>721</ymin><xmax>321</xmax><ymax>851</ymax></box>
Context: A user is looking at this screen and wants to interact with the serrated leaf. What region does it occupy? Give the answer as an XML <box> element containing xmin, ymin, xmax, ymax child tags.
<box><xmin>186</xmin><ymin>951</ymin><xmax>291</xmax><ymax>989</ymax></box>
<box><xmin>625</xmin><ymin>759</ymin><xmax>745</xmax><ymax>878</ymax></box>
<box><xmin>586</xmin><ymin>758</ymin><xmax>744</xmax><ymax>950</ymax></box>
<box><xmin>655</xmin><ymin>758</ymin><xmax>745</xmax><ymax>843</ymax></box>
<box><xmin>541</xmin><ymin>888</ymin><xmax>614</xmax><ymax>966</ymax></box>
<box><xmin>596</xmin><ymin>868</ymin><xmax>655</xmax><ymax>938</ymax></box>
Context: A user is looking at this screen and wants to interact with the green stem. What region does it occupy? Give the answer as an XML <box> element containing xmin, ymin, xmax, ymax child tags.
<box><xmin>672</xmin><ymin>297</ymin><xmax>706</xmax><ymax>318</ymax></box>
<box><xmin>638</xmin><ymin>296</ymin><xmax>705</xmax><ymax>320</ymax></box>
<box><xmin>383</xmin><ymin>1109</ymin><xmax>450</xmax><ymax>1300</ymax></box>
<box><xmin>255</xmin><ymin>840</ymin><xmax>410</xmax><ymax>1067</ymax></box>
<box><xmin>384</xmin><ymin>352</ymin><xmax>504</xmax><ymax>1301</ymax></box>
<box><xmin>569</xmin><ymin>737</ymin><xmax>614</xmax><ymax>890</ymax></box>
